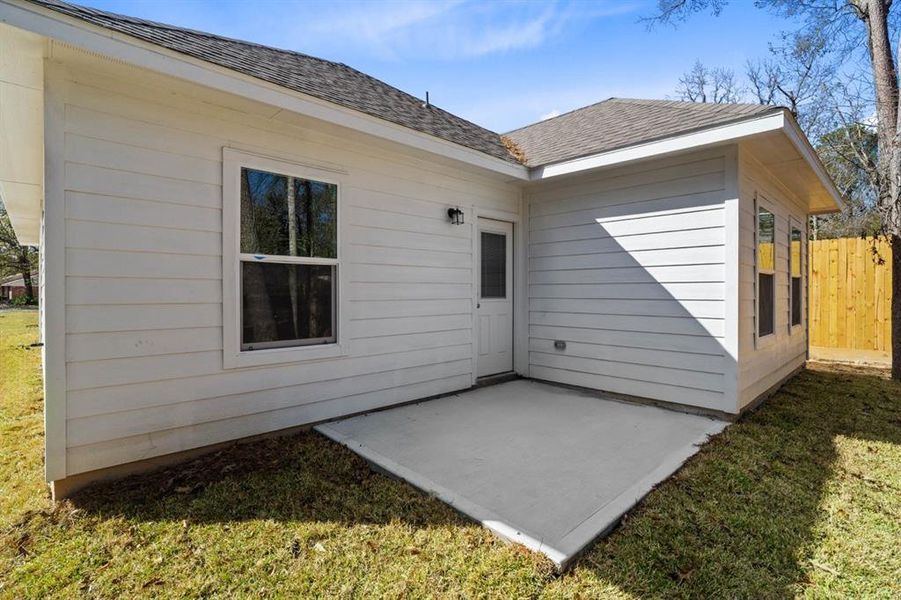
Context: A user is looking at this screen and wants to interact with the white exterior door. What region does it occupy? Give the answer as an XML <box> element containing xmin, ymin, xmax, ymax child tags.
<box><xmin>477</xmin><ymin>218</ymin><xmax>513</xmax><ymax>377</ymax></box>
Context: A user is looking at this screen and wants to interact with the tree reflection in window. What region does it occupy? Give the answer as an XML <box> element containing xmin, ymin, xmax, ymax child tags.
<box><xmin>239</xmin><ymin>167</ymin><xmax>338</xmax><ymax>350</ymax></box>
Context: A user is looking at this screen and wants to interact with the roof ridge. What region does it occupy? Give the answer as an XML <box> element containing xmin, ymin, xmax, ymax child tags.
<box><xmin>507</xmin><ymin>96</ymin><xmax>783</xmax><ymax>136</ymax></box>
<box><xmin>29</xmin><ymin>1</ymin><xmax>790</xmax><ymax>169</ymax></box>
<box><xmin>609</xmin><ymin>96</ymin><xmax>782</xmax><ymax>110</ymax></box>
<box><xmin>503</xmin><ymin>97</ymin><xmax>616</xmax><ymax>135</ymax></box>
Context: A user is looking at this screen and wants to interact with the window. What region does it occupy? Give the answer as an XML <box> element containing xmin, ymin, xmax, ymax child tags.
<box><xmin>480</xmin><ymin>232</ymin><xmax>507</xmax><ymax>298</ymax></box>
<box><xmin>790</xmin><ymin>224</ymin><xmax>803</xmax><ymax>327</ymax></box>
<box><xmin>222</xmin><ymin>148</ymin><xmax>344</xmax><ymax>368</ymax></box>
<box><xmin>239</xmin><ymin>166</ymin><xmax>337</xmax><ymax>350</ymax></box>
<box><xmin>757</xmin><ymin>204</ymin><xmax>775</xmax><ymax>338</ymax></box>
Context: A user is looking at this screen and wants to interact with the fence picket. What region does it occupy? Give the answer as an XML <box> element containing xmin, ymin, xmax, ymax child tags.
<box><xmin>808</xmin><ymin>237</ymin><xmax>892</xmax><ymax>352</ymax></box>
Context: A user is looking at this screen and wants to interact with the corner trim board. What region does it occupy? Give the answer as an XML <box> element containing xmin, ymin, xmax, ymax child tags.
<box><xmin>722</xmin><ymin>145</ymin><xmax>740</xmax><ymax>413</ymax></box>
<box><xmin>43</xmin><ymin>62</ymin><xmax>66</xmax><ymax>481</ymax></box>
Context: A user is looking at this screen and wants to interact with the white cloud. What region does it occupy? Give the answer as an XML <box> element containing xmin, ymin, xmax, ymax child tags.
<box><xmin>283</xmin><ymin>0</ymin><xmax>639</xmax><ymax>61</ymax></box>
<box><xmin>540</xmin><ymin>109</ymin><xmax>562</xmax><ymax>120</ymax></box>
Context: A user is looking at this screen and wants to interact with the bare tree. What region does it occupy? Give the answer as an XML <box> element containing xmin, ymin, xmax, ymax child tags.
<box><xmin>752</xmin><ymin>32</ymin><xmax>839</xmax><ymax>140</ymax></box>
<box><xmin>677</xmin><ymin>60</ymin><xmax>742</xmax><ymax>103</ymax></box>
<box><xmin>746</xmin><ymin>58</ymin><xmax>780</xmax><ymax>106</ymax></box>
<box><xmin>651</xmin><ymin>0</ymin><xmax>901</xmax><ymax>379</ymax></box>
<box><xmin>0</xmin><ymin>203</ymin><xmax>38</xmax><ymax>301</ymax></box>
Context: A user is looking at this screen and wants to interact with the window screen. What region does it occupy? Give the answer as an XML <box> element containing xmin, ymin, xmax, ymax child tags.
<box><xmin>481</xmin><ymin>232</ymin><xmax>506</xmax><ymax>299</ymax></box>
<box><xmin>759</xmin><ymin>272</ymin><xmax>775</xmax><ymax>336</ymax></box>
<box><xmin>242</xmin><ymin>263</ymin><xmax>335</xmax><ymax>349</ymax></box>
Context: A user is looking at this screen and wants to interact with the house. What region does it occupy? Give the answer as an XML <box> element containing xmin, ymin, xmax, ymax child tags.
<box><xmin>0</xmin><ymin>273</ymin><xmax>37</xmax><ymax>300</ymax></box>
<box><xmin>0</xmin><ymin>0</ymin><xmax>841</xmax><ymax>499</ymax></box>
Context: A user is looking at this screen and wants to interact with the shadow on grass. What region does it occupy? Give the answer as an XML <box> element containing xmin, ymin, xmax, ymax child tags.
<box><xmin>69</xmin><ymin>428</ymin><xmax>468</xmax><ymax>529</ymax></box>
<box><xmin>62</xmin><ymin>365</ymin><xmax>900</xmax><ymax>597</ymax></box>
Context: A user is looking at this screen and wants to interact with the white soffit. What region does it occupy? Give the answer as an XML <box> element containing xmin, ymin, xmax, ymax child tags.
<box><xmin>0</xmin><ymin>21</ymin><xmax>43</xmax><ymax>246</ymax></box>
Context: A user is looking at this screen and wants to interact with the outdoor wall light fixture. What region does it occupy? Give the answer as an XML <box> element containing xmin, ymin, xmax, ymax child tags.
<box><xmin>447</xmin><ymin>207</ymin><xmax>465</xmax><ymax>225</ymax></box>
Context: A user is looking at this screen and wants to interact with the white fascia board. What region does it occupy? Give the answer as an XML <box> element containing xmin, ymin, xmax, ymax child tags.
<box><xmin>0</xmin><ymin>0</ymin><xmax>529</xmax><ymax>181</ymax></box>
<box><xmin>531</xmin><ymin>112</ymin><xmax>787</xmax><ymax>180</ymax></box>
<box><xmin>781</xmin><ymin>113</ymin><xmax>844</xmax><ymax>213</ymax></box>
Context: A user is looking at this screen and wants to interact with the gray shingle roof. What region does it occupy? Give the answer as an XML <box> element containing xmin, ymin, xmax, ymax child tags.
<box><xmin>29</xmin><ymin>2</ymin><xmax>785</xmax><ymax>170</ymax></box>
<box><xmin>504</xmin><ymin>98</ymin><xmax>782</xmax><ymax>167</ymax></box>
<box><xmin>31</xmin><ymin>0</ymin><xmax>519</xmax><ymax>164</ymax></box>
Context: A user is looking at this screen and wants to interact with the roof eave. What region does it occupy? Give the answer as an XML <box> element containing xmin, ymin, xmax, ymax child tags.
<box><xmin>780</xmin><ymin>111</ymin><xmax>844</xmax><ymax>214</ymax></box>
<box><xmin>529</xmin><ymin>110</ymin><xmax>844</xmax><ymax>214</ymax></box>
<box><xmin>529</xmin><ymin>111</ymin><xmax>787</xmax><ymax>180</ymax></box>
<box><xmin>1</xmin><ymin>0</ymin><xmax>529</xmax><ymax>181</ymax></box>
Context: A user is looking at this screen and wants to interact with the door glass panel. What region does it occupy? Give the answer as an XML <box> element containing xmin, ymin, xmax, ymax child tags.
<box><xmin>481</xmin><ymin>232</ymin><xmax>506</xmax><ymax>299</ymax></box>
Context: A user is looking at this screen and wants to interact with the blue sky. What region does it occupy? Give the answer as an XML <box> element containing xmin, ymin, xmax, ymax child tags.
<box><xmin>82</xmin><ymin>0</ymin><xmax>789</xmax><ymax>132</ymax></box>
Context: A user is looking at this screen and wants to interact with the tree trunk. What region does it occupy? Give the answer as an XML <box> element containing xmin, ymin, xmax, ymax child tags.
<box><xmin>19</xmin><ymin>259</ymin><xmax>34</xmax><ymax>301</ymax></box>
<box><xmin>893</xmin><ymin>236</ymin><xmax>901</xmax><ymax>379</ymax></box>
<box><xmin>286</xmin><ymin>177</ymin><xmax>299</xmax><ymax>339</ymax></box>
<box><xmin>856</xmin><ymin>0</ymin><xmax>901</xmax><ymax>378</ymax></box>
<box><xmin>302</xmin><ymin>179</ymin><xmax>316</xmax><ymax>338</ymax></box>
<box><xmin>858</xmin><ymin>0</ymin><xmax>898</xmax><ymax>183</ymax></box>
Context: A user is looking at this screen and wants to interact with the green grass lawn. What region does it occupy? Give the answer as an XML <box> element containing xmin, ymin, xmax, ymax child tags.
<box><xmin>0</xmin><ymin>309</ymin><xmax>899</xmax><ymax>598</ymax></box>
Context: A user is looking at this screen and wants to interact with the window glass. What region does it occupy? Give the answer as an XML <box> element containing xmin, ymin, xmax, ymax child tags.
<box><xmin>791</xmin><ymin>226</ymin><xmax>803</xmax><ymax>326</ymax></box>
<box><xmin>791</xmin><ymin>227</ymin><xmax>802</xmax><ymax>278</ymax></box>
<box><xmin>237</xmin><ymin>164</ymin><xmax>338</xmax><ymax>352</ymax></box>
<box><xmin>242</xmin><ymin>262</ymin><xmax>335</xmax><ymax>350</ymax></box>
<box><xmin>759</xmin><ymin>272</ymin><xmax>775</xmax><ymax>336</ymax></box>
<box><xmin>758</xmin><ymin>208</ymin><xmax>775</xmax><ymax>272</ymax></box>
<box><xmin>240</xmin><ymin>167</ymin><xmax>337</xmax><ymax>259</ymax></box>
<box><xmin>481</xmin><ymin>232</ymin><xmax>506</xmax><ymax>299</ymax></box>
<box><xmin>757</xmin><ymin>206</ymin><xmax>775</xmax><ymax>338</ymax></box>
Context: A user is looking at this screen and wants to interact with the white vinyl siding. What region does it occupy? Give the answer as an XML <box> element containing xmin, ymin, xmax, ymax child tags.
<box><xmin>737</xmin><ymin>148</ymin><xmax>808</xmax><ymax>408</ymax></box>
<box><xmin>55</xmin><ymin>49</ymin><xmax>519</xmax><ymax>476</ymax></box>
<box><xmin>526</xmin><ymin>148</ymin><xmax>731</xmax><ymax>413</ymax></box>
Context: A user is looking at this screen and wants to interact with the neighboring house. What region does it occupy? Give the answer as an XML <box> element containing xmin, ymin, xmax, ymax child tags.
<box><xmin>0</xmin><ymin>274</ymin><xmax>37</xmax><ymax>300</ymax></box>
<box><xmin>0</xmin><ymin>0</ymin><xmax>841</xmax><ymax>498</ymax></box>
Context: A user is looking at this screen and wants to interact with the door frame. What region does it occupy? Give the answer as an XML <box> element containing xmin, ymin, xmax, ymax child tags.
<box><xmin>470</xmin><ymin>204</ymin><xmax>527</xmax><ymax>385</ymax></box>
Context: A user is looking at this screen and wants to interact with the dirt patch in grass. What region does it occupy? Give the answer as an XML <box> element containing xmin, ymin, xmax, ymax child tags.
<box><xmin>1</xmin><ymin>309</ymin><xmax>898</xmax><ymax>598</ymax></box>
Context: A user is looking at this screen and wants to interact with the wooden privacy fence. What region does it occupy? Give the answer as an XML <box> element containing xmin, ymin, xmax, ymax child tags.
<box><xmin>808</xmin><ymin>236</ymin><xmax>892</xmax><ymax>352</ymax></box>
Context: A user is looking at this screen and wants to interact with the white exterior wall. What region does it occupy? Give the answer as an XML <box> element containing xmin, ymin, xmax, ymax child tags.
<box><xmin>526</xmin><ymin>148</ymin><xmax>737</xmax><ymax>414</ymax></box>
<box><xmin>34</xmin><ymin>41</ymin><xmax>821</xmax><ymax>484</ymax></box>
<box><xmin>49</xmin><ymin>50</ymin><xmax>521</xmax><ymax>479</ymax></box>
<box><xmin>737</xmin><ymin>147</ymin><xmax>808</xmax><ymax>408</ymax></box>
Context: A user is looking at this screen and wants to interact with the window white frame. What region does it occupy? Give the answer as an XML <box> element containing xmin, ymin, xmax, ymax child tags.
<box><xmin>754</xmin><ymin>193</ymin><xmax>777</xmax><ymax>348</ymax></box>
<box><xmin>789</xmin><ymin>217</ymin><xmax>804</xmax><ymax>332</ymax></box>
<box><xmin>222</xmin><ymin>148</ymin><xmax>346</xmax><ymax>369</ymax></box>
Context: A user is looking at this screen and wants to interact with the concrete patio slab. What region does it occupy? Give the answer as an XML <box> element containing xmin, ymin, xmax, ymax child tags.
<box><xmin>315</xmin><ymin>379</ymin><xmax>728</xmax><ymax>568</ymax></box>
